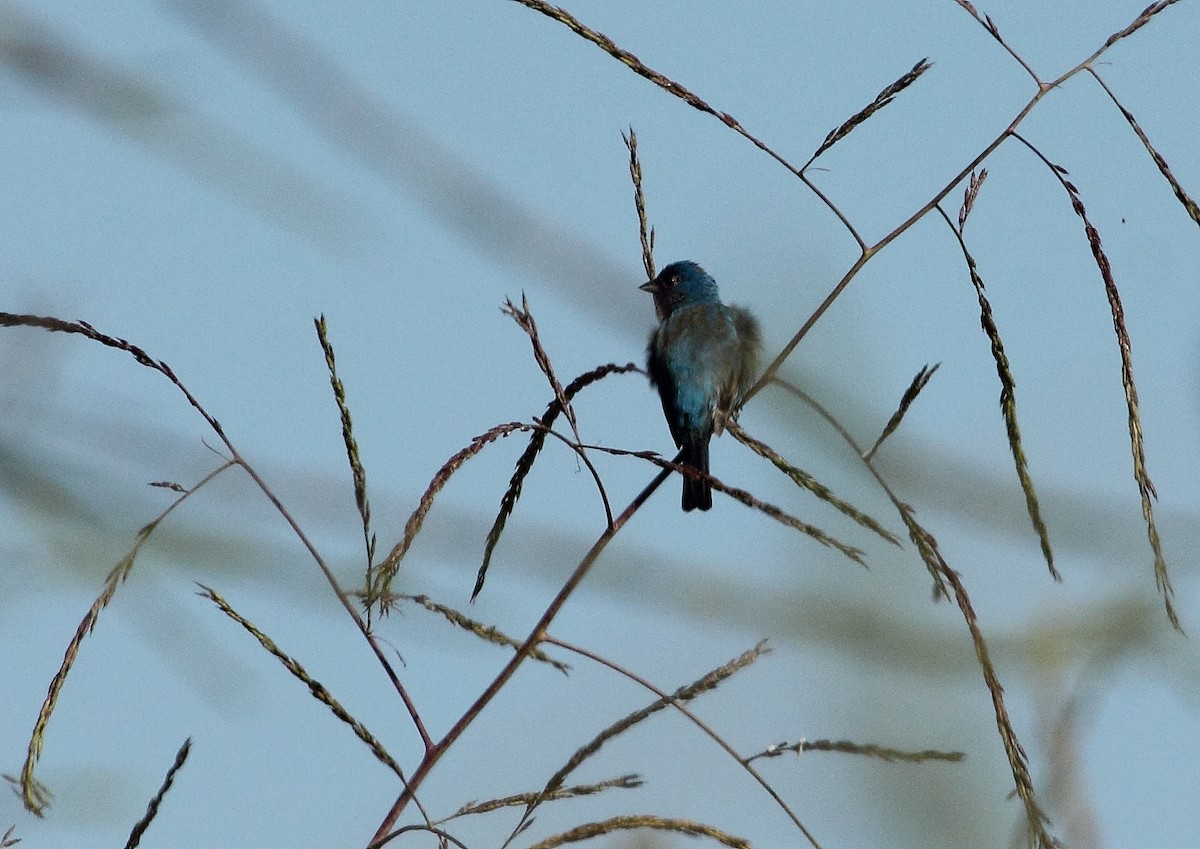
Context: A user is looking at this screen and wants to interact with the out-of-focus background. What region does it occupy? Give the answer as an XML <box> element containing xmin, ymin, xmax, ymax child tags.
<box><xmin>2</xmin><ymin>2</ymin><xmax>1198</xmax><ymax>847</ymax></box>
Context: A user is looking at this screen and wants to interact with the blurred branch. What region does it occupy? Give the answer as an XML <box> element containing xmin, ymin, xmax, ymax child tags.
<box><xmin>0</xmin><ymin>2</ymin><xmax>369</xmax><ymax>248</ymax></box>
<box><xmin>158</xmin><ymin>0</ymin><xmax>632</xmax><ymax>312</ymax></box>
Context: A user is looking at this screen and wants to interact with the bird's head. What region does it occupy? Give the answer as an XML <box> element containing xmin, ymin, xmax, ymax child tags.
<box><xmin>639</xmin><ymin>261</ymin><xmax>720</xmax><ymax>317</ymax></box>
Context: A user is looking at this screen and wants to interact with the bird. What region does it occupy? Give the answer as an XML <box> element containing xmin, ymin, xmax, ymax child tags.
<box><xmin>640</xmin><ymin>261</ymin><xmax>762</xmax><ymax>511</ymax></box>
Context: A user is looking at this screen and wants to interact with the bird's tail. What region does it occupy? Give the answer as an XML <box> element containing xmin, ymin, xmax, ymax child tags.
<box><xmin>681</xmin><ymin>437</ymin><xmax>712</xmax><ymax>512</ymax></box>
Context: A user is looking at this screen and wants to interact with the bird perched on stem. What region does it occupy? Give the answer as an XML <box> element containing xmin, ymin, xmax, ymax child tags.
<box><xmin>641</xmin><ymin>261</ymin><xmax>762</xmax><ymax>511</ymax></box>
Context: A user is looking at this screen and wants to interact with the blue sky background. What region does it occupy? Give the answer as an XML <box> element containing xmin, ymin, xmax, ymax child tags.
<box><xmin>2</xmin><ymin>2</ymin><xmax>1198</xmax><ymax>848</ymax></box>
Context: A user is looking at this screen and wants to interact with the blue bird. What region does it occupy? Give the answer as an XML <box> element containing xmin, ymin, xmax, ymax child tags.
<box><xmin>641</xmin><ymin>261</ymin><xmax>762</xmax><ymax>511</ymax></box>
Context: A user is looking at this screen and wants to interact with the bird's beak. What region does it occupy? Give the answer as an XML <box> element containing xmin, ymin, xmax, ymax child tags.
<box><xmin>639</xmin><ymin>280</ymin><xmax>659</xmax><ymax>294</ymax></box>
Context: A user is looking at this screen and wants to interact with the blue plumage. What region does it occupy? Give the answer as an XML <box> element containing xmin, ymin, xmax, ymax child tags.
<box><xmin>641</xmin><ymin>261</ymin><xmax>762</xmax><ymax>511</ymax></box>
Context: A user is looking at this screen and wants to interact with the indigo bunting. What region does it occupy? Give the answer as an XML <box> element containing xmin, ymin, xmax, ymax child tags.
<box><xmin>641</xmin><ymin>261</ymin><xmax>762</xmax><ymax>511</ymax></box>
